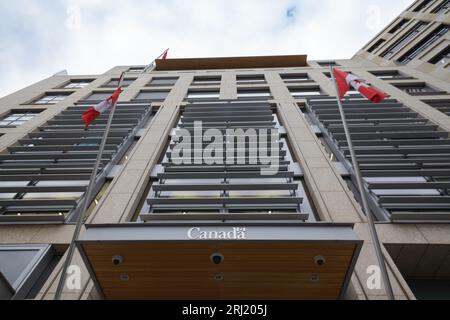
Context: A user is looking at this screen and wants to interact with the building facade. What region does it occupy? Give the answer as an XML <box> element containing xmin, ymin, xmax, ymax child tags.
<box><xmin>0</xmin><ymin>0</ymin><xmax>449</xmax><ymax>300</ymax></box>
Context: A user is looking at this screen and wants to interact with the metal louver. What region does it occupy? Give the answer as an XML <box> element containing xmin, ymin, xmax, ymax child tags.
<box><xmin>140</xmin><ymin>100</ymin><xmax>312</xmax><ymax>222</ymax></box>
<box><xmin>307</xmin><ymin>96</ymin><xmax>450</xmax><ymax>222</ymax></box>
<box><xmin>0</xmin><ymin>102</ymin><xmax>153</xmax><ymax>224</ymax></box>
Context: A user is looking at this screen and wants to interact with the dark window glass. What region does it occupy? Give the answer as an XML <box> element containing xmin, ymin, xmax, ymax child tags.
<box><xmin>429</xmin><ymin>45</ymin><xmax>450</xmax><ymax>65</ymax></box>
<box><xmin>135</xmin><ymin>90</ymin><xmax>170</xmax><ymax>100</ymax></box>
<box><xmin>381</xmin><ymin>22</ymin><xmax>428</xmax><ymax>59</ymax></box>
<box><xmin>367</xmin><ymin>39</ymin><xmax>386</xmax><ymax>53</ymax></box>
<box><xmin>148</xmin><ymin>77</ymin><xmax>179</xmax><ymax>86</ymax></box>
<box><xmin>398</xmin><ymin>24</ymin><xmax>449</xmax><ymax>64</ymax></box>
<box><xmin>388</xmin><ymin>19</ymin><xmax>409</xmax><ymax>34</ymax></box>
<box><xmin>84</xmin><ymin>92</ymin><xmax>114</xmax><ymax>101</ymax></box>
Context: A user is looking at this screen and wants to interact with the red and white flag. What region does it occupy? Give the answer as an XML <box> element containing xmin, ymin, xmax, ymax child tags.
<box><xmin>161</xmin><ymin>49</ymin><xmax>169</xmax><ymax>60</ymax></box>
<box><xmin>333</xmin><ymin>67</ymin><xmax>387</xmax><ymax>103</ymax></box>
<box><xmin>82</xmin><ymin>87</ymin><xmax>122</xmax><ymax>126</ymax></box>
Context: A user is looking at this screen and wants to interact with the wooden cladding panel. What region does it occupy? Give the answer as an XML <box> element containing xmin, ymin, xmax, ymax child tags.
<box><xmin>82</xmin><ymin>242</ymin><xmax>357</xmax><ymax>300</ymax></box>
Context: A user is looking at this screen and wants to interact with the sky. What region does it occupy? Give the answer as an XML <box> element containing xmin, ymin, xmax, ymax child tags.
<box><xmin>0</xmin><ymin>0</ymin><xmax>414</xmax><ymax>98</ymax></box>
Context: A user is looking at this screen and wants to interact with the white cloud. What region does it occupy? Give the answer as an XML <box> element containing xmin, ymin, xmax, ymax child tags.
<box><xmin>0</xmin><ymin>0</ymin><xmax>414</xmax><ymax>98</ymax></box>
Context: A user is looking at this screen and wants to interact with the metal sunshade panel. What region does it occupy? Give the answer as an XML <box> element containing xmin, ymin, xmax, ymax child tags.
<box><xmin>0</xmin><ymin>102</ymin><xmax>153</xmax><ymax>224</ymax></box>
<box><xmin>140</xmin><ymin>100</ymin><xmax>312</xmax><ymax>222</ymax></box>
<box><xmin>306</xmin><ymin>96</ymin><xmax>450</xmax><ymax>222</ymax></box>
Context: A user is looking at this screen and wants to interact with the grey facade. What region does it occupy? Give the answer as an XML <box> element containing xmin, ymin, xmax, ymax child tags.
<box><xmin>0</xmin><ymin>0</ymin><xmax>449</xmax><ymax>300</ymax></box>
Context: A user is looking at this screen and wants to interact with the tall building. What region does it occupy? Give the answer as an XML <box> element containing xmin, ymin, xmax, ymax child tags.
<box><xmin>0</xmin><ymin>0</ymin><xmax>449</xmax><ymax>301</ymax></box>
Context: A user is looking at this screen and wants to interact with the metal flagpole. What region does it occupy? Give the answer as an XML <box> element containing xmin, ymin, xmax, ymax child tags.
<box><xmin>54</xmin><ymin>72</ymin><xmax>125</xmax><ymax>300</ymax></box>
<box><xmin>143</xmin><ymin>48</ymin><xmax>169</xmax><ymax>73</ymax></box>
<box><xmin>329</xmin><ymin>65</ymin><xmax>395</xmax><ymax>300</ymax></box>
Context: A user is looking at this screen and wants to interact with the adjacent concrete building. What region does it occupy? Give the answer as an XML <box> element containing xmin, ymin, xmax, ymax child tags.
<box><xmin>0</xmin><ymin>0</ymin><xmax>449</xmax><ymax>300</ymax></box>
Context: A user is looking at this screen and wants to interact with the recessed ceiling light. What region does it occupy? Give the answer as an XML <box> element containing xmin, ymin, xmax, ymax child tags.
<box><xmin>214</xmin><ymin>274</ymin><xmax>224</xmax><ymax>281</ymax></box>
<box><xmin>120</xmin><ymin>274</ymin><xmax>130</xmax><ymax>282</ymax></box>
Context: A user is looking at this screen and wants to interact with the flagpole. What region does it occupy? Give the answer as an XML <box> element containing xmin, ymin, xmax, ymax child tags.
<box><xmin>329</xmin><ymin>66</ymin><xmax>395</xmax><ymax>300</ymax></box>
<box><xmin>143</xmin><ymin>48</ymin><xmax>169</xmax><ymax>73</ymax></box>
<box><xmin>54</xmin><ymin>72</ymin><xmax>125</xmax><ymax>300</ymax></box>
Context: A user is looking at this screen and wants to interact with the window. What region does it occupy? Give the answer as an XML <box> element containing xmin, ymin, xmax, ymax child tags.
<box><xmin>388</xmin><ymin>19</ymin><xmax>410</xmax><ymax>34</ymax></box>
<box><xmin>192</xmin><ymin>76</ymin><xmax>222</xmax><ymax>86</ymax></box>
<box><xmin>32</xmin><ymin>93</ymin><xmax>72</xmax><ymax>105</ymax></box>
<box><xmin>280</xmin><ymin>73</ymin><xmax>311</xmax><ymax>83</ymax></box>
<box><xmin>394</xmin><ymin>83</ymin><xmax>445</xmax><ymax>95</ymax></box>
<box><xmin>0</xmin><ymin>110</ymin><xmax>44</xmax><ymax>128</ymax></box>
<box><xmin>139</xmin><ymin>100</ymin><xmax>315</xmax><ymax>222</ymax></box>
<box><xmin>407</xmin><ymin>280</ymin><xmax>450</xmax><ymax>300</ymax></box>
<box><xmin>103</xmin><ymin>78</ymin><xmax>136</xmax><ymax>88</ymax></box>
<box><xmin>422</xmin><ymin>99</ymin><xmax>450</xmax><ymax>115</ymax></box>
<box><xmin>367</xmin><ymin>39</ymin><xmax>386</xmax><ymax>53</ymax></box>
<box><xmin>84</xmin><ymin>92</ymin><xmax>115</xmax><ymax>101</ymax></box>
<box><xmin>62</xmin><ymin>80</ymin><xmax>93</xmax><ymax>89</ymax></box>
<box><xmin>134</xmin><ymin>90</ymin><xmax>170</xmax><ymax>101</ymax></box>
<box><xmin>429</xmin><ymin>45</ymin><xmax>450</xmax><ymax>65</ymax></box>
<box><xmin>148</xmin><ymin>77</ymin><xmax>179</xmax><ymax>86</ymax></box>
<box><xmin>431</xmin><ymin>0</ymin><xmax>450</xmax><ymax>14</ymax></box>
<box><xmin>317</xmin><ymin>61</ymin><xmax>339</xmax><ymax>67</ymax></box>
<box><xmin>236</xmin><ymin>75</ymin><xmax>266</xmax><ymax>85</ymax></box>
<box><xmin>187</xmin><ymin>90</ymin><xmax>220</xmax><ymax>100</ymax></box>
<box><xmin>381</xmin><ymin>22</ymin><xmax>428</xmax><ymax>59</ymax></box>
<box><xmin>412</xmin><ymin>0</ymin><xmax>433</xmax><ymax>12</ymax></box>
<box><xmin>398</xmin><ymin>25</ymin><xmax>450</xmax><ymax>64</ymax></box>
<box><xmin>0</xmin><ymin>245</ymin><xmax>59</xmax><ymax>300</ymax></box>
<box><xmin>370</xmin><ymin>70</ymin><xmax>414</xmax><ymax>80</ymax></box>
<box><xmin>290</xmin><ymin>87</ymin><xmax>323</xmax><ymax>97</ymax></box>
<box><xmin>237</xmin><ymin>88</ymin><xmax>272</xmax><ymax>100</ymax></box>
<box><xmin>0</xmin><ymin>102</ymin><xmax>153</xmax><ymax>224</ymax></box>
<box><xmin>127</xmin><ymin>66</ymin><xmax>145</xmax><ymax>73</ymax></box>
<box><xmin>306</xmin><ymin>96</ymin><xmax>450</xmax><ymax>222</ymax></box>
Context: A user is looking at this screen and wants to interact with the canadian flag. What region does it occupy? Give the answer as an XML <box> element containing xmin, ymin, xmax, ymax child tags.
<box><xmin>82</xmin><ymin>87</ymin><xmax>122</xmax><ymax>126</ymax></box>
<box><xmin>162</xmin><ymin>49</ymin><xmax>169</xmax><ymax>60</ymax></box>
<box><xmin>333</xmin><ymin>67</ymin><xmax>387</xmax><ymax>103</ymax></box>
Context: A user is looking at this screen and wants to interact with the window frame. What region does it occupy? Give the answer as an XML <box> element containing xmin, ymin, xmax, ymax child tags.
<box><xmin>0</xmin><ymin>245</ymin><xmax>54</xmax><ymax>300</ymax></box>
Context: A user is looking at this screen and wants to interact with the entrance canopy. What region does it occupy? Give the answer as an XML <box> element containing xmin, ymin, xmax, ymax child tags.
<box><xmin>77</xmin><ymin>223</ymin><xmax>362</xmax><ymax>300</ymax></box>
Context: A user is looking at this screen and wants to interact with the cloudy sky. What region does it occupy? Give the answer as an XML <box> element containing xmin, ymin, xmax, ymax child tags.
<box><xmin>0</xmin><ymin>0</ymin><xmax>414</xmax><ymax>98</ymax></box>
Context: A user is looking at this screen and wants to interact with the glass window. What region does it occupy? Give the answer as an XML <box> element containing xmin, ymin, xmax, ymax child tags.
<box><xmin>365</xmin><ymin>177</ymin><xmax>440</xmax><ymax>196</ymax></box>
<box><xmin>187</xmin><ymin>90</ymin><xmax>220</xmax><ymax>99</ymax></box>
<box><xmin>394</xmin><ymin>83</ymin><xmax>443</xmax><ymax>95</ymax></box>
<box><xmin>429</xmin><ymin>45</ymin><xmax>450</xmax><ymax>65</ymax></box>
<box><xmin>317</xmin><ymin>61</ymin><xmax>339</xmax><ymax>67</ymax></box>
<box><xmin>398</xmin><ymin>25</ymin><xmax>450</xmax><ymax>64</ymax></box>
<box><xmin>281</xmin><ymin>73</ymin><xmax>310</xmax><ymax>83</ymax></box>
<box><xmin>236</xmin><ymin>75</ymin><xmax>266</xmax><ymax>84</ymax></box>
<box><xmin>23</xmin><ymin>180</ymin><xmax>88</xmax><ymax>200</ymax></box>
<box><xmin>84</xmin><ymin>92</ymin><xmax>114</xmax><ymax>101</ymax></box>
<box><xmin>381</xmin><ymin>22</ymin><xmax>428</xmax><ymax>59</ymax></box>
<box><xmin>237</xmin><ymin>88</ymin><xmax>272</xmax><ymax>99</ymax></box>
<box><xmin>192</xmin><ymin>76</ymin><xmax>221</xmax><ymax>86</ymax></box>
<box><xmin>135</xmin><ymin>90</ymin><xmax>170</xmax><ymax>101</ymax></box>
<box><xmin>148</xmin><ymin>77</ymin><xmax>178</xmax><ymax>86</ymax></box>
<box><xmin>388</xmin><ymin>19</ymin><xmax>409</xmax><ymax>34</ymax></box>
<box><xmin>0</xmin><ymin>111</ymin><xmax>43</xmax><ymax>128</ymax></box>
<box><xmin>412</xmin><ymin>0</ymin><xmax>433</xmax><ymax>12</ymax></box>
<box><xmin>33</xmin><ymin>93</ymin><xmax>72</xmax><ymax>105</ymax></box>
<box><xmin>0</xmin><ymin>245</ymin><xmax>57</xmax><ymax>300</ymax></box>
<box><xmin>370</xmin><ymin>70</ymin><xmax>413</xmax><ymax>80</ymax></box>
<box><xmin>431</xmin><ymin>0</ymin><xmax>450</xmax><ymax>14</ymax></box>
<box><xmin>103</xmin><ymin>78</ymin><xmax>136</xmax><ymax>88</ymax></box>
<box><xmin>290</xmin><ymin>87</ymin><xmax>323</xmax><ymax>97</ymax></box>
<box><xmin>63</xmin><ymin>80</ymin><xmax>93</xmax><ymax>89</ymax></box>
<box><xmin>127</xmin><ymin>66</ymin><xmax>145</xmax><ymax>73</ymax></box>
<box><xmin>367</xmin><ymin>39</ymin><xmax>386</xmax><ymax>53</ymax></box>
